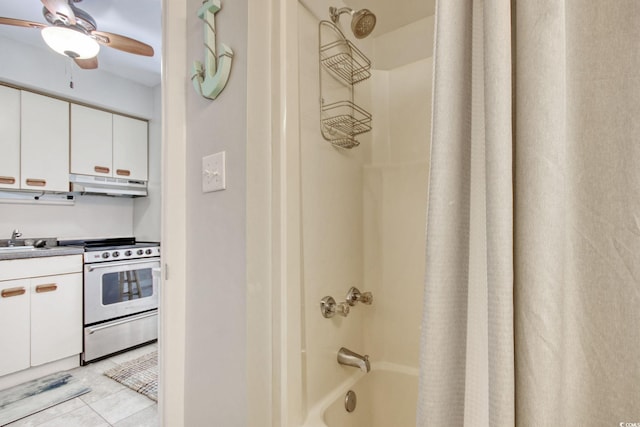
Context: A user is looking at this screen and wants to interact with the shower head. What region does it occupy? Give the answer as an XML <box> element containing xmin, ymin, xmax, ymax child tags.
<box><xmin>329</xmin><ymin>6</ymin><xmax>377</xmax><ymax>39</ymax></box>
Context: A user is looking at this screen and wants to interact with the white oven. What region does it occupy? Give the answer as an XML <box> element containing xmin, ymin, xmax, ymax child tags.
<box><xmin>84</xmin><ymin>259</ymin><xmax>159</xmax><ymax>325</ymax></box>
<box><xmin>58</xmin><ymin>238</ymin><xmax>161</xmax><ymax>364</ymax></box>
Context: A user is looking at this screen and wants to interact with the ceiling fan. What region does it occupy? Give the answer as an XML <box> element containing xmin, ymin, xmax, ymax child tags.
<box><xmin>0</xmin><ymin>0</ymin><xmax>154</xmax><ymax>70</ymax></box>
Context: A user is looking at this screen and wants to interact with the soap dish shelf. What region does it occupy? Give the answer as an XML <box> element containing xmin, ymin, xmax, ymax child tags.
<box><xmin>320</xmin><ymin>39</ymin><xmax>371</xmax><ymax>85</ymax></box>
<box><xmin>321</xmin><ymin>100</ymin><xmax>372</xmax><ymax>139</ymax></box>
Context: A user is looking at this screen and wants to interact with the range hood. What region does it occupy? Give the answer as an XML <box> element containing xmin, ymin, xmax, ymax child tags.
<box><xmin>69</xmin><ymin>174</ymin><xmax>148</xmax><ymax>197</ymax></box>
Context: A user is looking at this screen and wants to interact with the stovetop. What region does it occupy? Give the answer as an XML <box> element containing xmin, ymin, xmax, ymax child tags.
<box><xmin>58</xmin><ymin>237</ymin><xmax>154</xmax><ymax>249</ymax></box>
<box><xmin>58</xmin><ymin>237</ymin><xmax>160</xmax><ymax>263</ymax></box>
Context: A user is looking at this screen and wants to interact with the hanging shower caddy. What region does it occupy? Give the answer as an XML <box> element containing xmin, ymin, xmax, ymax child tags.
<box><xmin>319</xmin><ymin>21</ymin><xmax>372</xmax><ymax>149</ymax></box>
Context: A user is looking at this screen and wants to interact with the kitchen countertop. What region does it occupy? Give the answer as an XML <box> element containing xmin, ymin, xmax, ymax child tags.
<box><xmin>0</xmin><ymin>246</ymin><xmax>84</xmax><ymax>261</ymax></box>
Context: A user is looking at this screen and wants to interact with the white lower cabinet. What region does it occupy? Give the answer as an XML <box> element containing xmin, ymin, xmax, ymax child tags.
<box><xmin>0</xmin><ymin>279</ymin><xmax>30</xmax><ymax>377</ymax></box>
<box><xmin>0</xmin><ymin>256</ymin><xmax>82</xmax><ymax>377</ymax></box>
<box><xmin>30</xmin><ymin>273</ymin><xmax>83</xmax><ymax>366</ymax></box>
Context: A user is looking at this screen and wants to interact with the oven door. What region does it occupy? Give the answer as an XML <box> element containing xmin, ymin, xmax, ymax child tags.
<box><xmin>84</xmin><ymin>258</ymin><xmax>160</xmax><ymax>325</ymax></box>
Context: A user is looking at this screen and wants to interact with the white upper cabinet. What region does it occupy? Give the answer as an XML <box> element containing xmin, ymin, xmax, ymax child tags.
<box><xmin>21</xmin><ymin>91</ymin><xmax>70</xmax><ymax>192</ymax></box>
<box><xmin>71</xmin><ymin>105</ymin><xmax>148</xmax><ymax>182</ymax></box>
<box><xmin>0</xmin><ymin>86</ymin><xmax>21</xmax><ymax>189</ymax></box>
<box><xmin>1</xmin><ymin>85</ymin><xmax>149</xmax><ymax>193</ymax></box>
<box><xmin>113</xmin><ymin>114</ymin><xmax>148</xmax><ymax>181</ymax></box>
<box><xmin>70</xmin><ymin>104</ymin><xmax>113</xmax><ymax>177</ymax></box>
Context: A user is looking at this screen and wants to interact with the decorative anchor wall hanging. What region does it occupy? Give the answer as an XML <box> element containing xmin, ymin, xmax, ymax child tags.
<box><xmin>191</xmin><ymin>0</ymin><xmax>233</xmax><ymax>100</ymax></box>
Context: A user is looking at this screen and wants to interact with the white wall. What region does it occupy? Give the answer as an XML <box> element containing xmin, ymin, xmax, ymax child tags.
<box><xmin>0</xmin><ymin>35</ymin><xmax>161</xmax><ymax>242</ymax></box>
<box><xmin>0</xmin><ymin>196</ymin><xmax>133</xmax><ymax>239</ymax></box>
<box><xmin>182</xmin><ymin>0</ymin><xmax>248</xmax><ymax>424</ymax></box>
<box><xmin>133</xmin><ymin>84</ymin><xmax>162</xmax><ymax>242</ymax></box>
<box><xmin>0</xmin><ymin>35</ymin><xmax>154</xmax><ymax>119</ymax></box>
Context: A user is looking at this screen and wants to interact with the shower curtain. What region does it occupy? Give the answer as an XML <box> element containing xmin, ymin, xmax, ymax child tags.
<box><xmin>418</xmin><ymin>1</ymin><xmax>640</xmax><ymax>426</ymax></box>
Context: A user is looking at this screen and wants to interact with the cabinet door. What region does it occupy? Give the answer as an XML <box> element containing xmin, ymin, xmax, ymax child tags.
<box><xmin>0</xmin><ymin>279</ymin><xmax>30</xmax><ymax>376</ymax></box>
<box><xmin>113</xmin><ymin>114</ymin><xmax>148</xmax><ymax>181</ymax></box>
<box><xmin>0</xmin><ymin>86</ymin><xmax>21</xmax><ymax>189</ymax></box>
<box><xmin>21</xmin><ymin>92</ymin><xmax>70</xmax><ymax>192</ymax></box>
<box><xmin>30</xmin><ymin>273</ymin><xmax>82</xmax><ymax>366</ymax></box>
<box><xmin>70</xmin><ymin>104</ymin><xmax>113</xmax><ymax>177</ymax></box>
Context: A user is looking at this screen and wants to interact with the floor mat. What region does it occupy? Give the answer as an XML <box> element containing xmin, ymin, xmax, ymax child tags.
<box><xmin>104</xmin><ymin>351</ymin><xmax>157</xmax><ymax>402</ymax></box>
<box><xmin>0</xmin><ymin>372</ymin><xmax>90</xmax><ymax>426</ymax></box>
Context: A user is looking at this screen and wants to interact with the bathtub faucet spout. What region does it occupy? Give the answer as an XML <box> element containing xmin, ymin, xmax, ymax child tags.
<box><xmin>337</xmin><ymin>347</ymin><xmax>370</xmax><ymax>373</ymax></box>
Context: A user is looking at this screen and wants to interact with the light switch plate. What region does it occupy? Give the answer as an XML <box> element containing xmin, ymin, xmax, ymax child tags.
<box><xmin>202</xmin><ymin>151</ymin><xmax>226</xmax><ymax>192</ymax></box>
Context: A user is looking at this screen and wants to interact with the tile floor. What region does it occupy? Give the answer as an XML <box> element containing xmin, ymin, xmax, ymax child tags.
<box><xmin>5</xmin><ymin>343</ymin><xmax>159</xmax><ymax>427</ymax></box>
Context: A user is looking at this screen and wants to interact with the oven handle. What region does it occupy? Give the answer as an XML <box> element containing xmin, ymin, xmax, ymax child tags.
<box><xmin>86</xmin><ymin>258</ymin><xmax>160</xmax><ymax>272</ymax></box>
<box><xmin>86</xmin><ymin>311</ymin><xmax>158</xmax><ymax>334</ymax></box>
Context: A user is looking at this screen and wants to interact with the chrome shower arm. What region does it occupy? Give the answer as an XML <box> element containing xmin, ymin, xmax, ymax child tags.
<box><xmin>329</xmin><ymin>6</ymin><xmax>352</xmax><ymax>23</ymax></box>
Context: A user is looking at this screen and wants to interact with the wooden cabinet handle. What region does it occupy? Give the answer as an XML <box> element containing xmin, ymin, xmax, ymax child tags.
<box><xmin>25</xmin><ymin>178</ymin><xmax>46</xmax><ymax>187</ymax></box>
<box><xmin>116</xmin><ymin>169</ymin><xmax>131</xmax><ymax>177</ymax></box>
<box><xmin>2</xmin><ymin>287</ymin><xmax>26</xmax><ymax>298</ymax></box>
<box><xmin>0</xmin><ymin>176</ymin><xmax>16</xmax><ymax>185</ymax></box>
<box><xmin>94</xmin><ymin>166</ymin><xmax>110</xmax><ymax>174</ymax></box>
<box><xmin>35</xmin><ymin>284</ymin><xmax>58</xmax><ymax>293</ymax></box>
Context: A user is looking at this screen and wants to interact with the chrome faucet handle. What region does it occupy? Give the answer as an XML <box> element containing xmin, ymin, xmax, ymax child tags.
<box><xmin>11</xmin><ymin>229</ymin><xmax>22</xmax><ymax>239</ymax></box>
<box><xmin>320</xmin><ymin>296</ymin><xmax>350</xmax><ymax>318</ymax></box>
<box><xmin>359</xmin><ymin>291</ymin><xmax>373</xmax><ymax>305</ymax></box>
<box><xmin>335</xmin><ymin>301</ymin><xmax>350</xmax><ymax>317</ymax></box>
<box><xmin>346</xmin><ymin>287</ymin><xmax>373</xmax><ymax>306</ymax></box>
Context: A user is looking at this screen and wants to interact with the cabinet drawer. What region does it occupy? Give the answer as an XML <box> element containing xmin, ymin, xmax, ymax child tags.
<box><xmin>0</xmin><ymin>255</ymin><xmax>82</xmax><ymax>282</ymax></box>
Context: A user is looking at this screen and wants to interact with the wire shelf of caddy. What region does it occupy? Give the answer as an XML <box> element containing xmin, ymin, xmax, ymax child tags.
<box><xmin>320</xmin><ymin>100</ymin><xmax>372</xmax><ymax>149</ymax></box>
<box><xmin>320</xmin><ymin>37</ymin><xmax>372</xmax><ymax>85</ymax></box>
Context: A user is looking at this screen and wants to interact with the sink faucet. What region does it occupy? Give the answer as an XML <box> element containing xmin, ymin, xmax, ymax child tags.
<box><xmin>9</xmin><ymin>229</ymin><xmax>22</xmax><ymax>247</ymax></box>
<box><xmin>337</xmin><ymin>347</ymin><xmax>370</xmax><ymax>373</ymax></box>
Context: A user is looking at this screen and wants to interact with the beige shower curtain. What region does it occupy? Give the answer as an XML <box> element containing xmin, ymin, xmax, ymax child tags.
<box><xmin>418</xmin><ymin>1</ymin><xmax>640</xmax><ymax>426</ymax></box>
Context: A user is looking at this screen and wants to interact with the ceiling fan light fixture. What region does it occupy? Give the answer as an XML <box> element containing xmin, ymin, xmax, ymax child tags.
<box><xmin>41</xmin><ymin>26</ymin><xmax>100</xmax><ymax>59</ymax></box>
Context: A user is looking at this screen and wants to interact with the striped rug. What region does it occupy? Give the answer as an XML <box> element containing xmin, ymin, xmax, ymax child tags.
<box><xmin>104</xmin><ymin>351</ymin><xmax>157</xmax><ymax>402</ymax></box>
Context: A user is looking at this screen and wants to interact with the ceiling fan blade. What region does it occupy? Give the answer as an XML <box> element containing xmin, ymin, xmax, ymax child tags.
<box><xmin>41</xmin><ymin>0</ymin><xmax>76</xmax><ymax>26</ymax></box>
<box><xmin>91</xmin><ymin>30</ymin><xmax>154</xmax><ymax>57</ymax></box>
<box><xmin>74</xmin><ymin>56</ymin><xmax>98</xmax><ymax>70</ymax></box>
<box><xmin>0</xmin><ymin>17</ymin><xmax>46</xmax><ymax>29</ymax></box>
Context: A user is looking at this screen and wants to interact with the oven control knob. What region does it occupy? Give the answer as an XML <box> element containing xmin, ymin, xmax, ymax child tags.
<box><xmin>145</xmin><ymin>249</ymin><xmax>152</xmax><ymax>255</ymax></box>
<box><xmin>102</xmin><ymin>252</ymin><xmax>110</xmax><ymax>259</ymax></box>
<box><xmin>124</xmin><ymin>250</ymin><xmax>132</xmax><ymax>257</ymax></box>
<box><xmin>137</xmin><ymin>249</ymin><xmax>144</xmax><ymax>255</ymax></box>
<box><xmin>112</xmin><ymin>251</ymin><xmax>120</xmax><ymax>258</ymax></box>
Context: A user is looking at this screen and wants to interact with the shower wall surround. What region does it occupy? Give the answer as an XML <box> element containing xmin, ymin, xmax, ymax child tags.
<box><xmin>299</xmin><ymin>3</ymin><xmax>371</xmax><ymax>408</ymax></box>
<box><xmin>364</xmin><ymin>57</ymin><xmax>432</xmax><ymax>368</ymax></box>
<box><xmin>298</xmin><ymin>1</ymin><xmax>433</xmax><ymax>417</ymax></box>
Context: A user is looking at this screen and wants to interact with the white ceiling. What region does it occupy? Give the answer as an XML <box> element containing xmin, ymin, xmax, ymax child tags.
<box><xmin>0</xmin><ymin>0</ymin><xmax>161</xmax><ymax>86</ymax></box>
<box><xmin>344</xmin><ymin>0</ymin><xmax>435</xmax><ymax>35</ymax></box>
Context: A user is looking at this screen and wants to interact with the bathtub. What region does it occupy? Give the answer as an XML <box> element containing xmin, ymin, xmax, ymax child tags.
<box><xmin>305</xmin><ymin>362</ymin><xmax>419</xmax><ymax>427</ymax></box>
